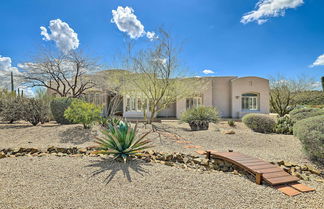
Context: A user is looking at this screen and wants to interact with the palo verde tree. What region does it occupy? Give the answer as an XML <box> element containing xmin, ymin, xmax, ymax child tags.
<box><xmin>125</xmin><ymin>29</ymin><xmax>205</xmax><ymax>124</ymax></box>
<box><xmin>19</xmin><ymin>49</ymin><xmax>99</xmax><ymax>98</ymax></box>
<box><xmin>269</xmin><ymin>75</ymin><xmax>316</xmax><ymax>117</ymax></box>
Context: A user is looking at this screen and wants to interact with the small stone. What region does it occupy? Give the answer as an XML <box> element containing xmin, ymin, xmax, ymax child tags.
<box><xmin>79</xmin><ymin>148</ymin><xmax>87</xmax><ymax>154</ymax></box>
<box><xmin>15</xmin><ymin>153</ymin><xmax>25</xmax><ymax>157</ymax></box>
<box><xmin>56</xmin><ymin>152</ymin><xmax>64</xmax><ymax>157</ymax></box>
<box><xmin>223</xmin><ymin>130</ymin><xmax>235</xmax><ymax>135</ymax></box>
<box><xmin>233</xmin><ymin>170</ymin><xmax>239</xmax><ymax>175</ymax></box>
<box><xmin>283</xmin><ymin>162</ymin><xmax>293</xmax><ymax>167</ymax></box>
<box><xmin>38</xmin><ymin>153</ymin><xmax>47</xmax><ymax>157</ymax></box>
<box><xmin>306</xmin><ymin>164</ymin><xmax>321</xmax><ymax>175</ymax></box>
<box><xmin>0</xmin><ymin>152</ymin><xmax>5</xmax><ymax>159</ymax></box>
<box><xmin>199</xmin><ymin>159</ymin><xmax>209</xmax><ymax>166</ymax></box>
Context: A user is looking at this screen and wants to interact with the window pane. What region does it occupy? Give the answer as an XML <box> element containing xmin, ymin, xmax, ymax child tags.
<box><xmin>126</xmin><ymin>98</ymin><xmax>130</xmax><ymax>111</ymax></box>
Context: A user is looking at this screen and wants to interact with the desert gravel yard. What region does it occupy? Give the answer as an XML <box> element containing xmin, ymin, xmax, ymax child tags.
<box><xmin>0</xmin><ymin>121</ymin><xmax>323</xmax><ymax>209</ymax></box>
<box><xmin>0</xmin><ymin>156</ymin><xmax>323</xmax><ymax>209</ymax></box>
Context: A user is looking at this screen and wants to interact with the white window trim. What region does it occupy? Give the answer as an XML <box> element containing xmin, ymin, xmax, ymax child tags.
<box><xmin>242</xmin><ymin>94</ymin><xmax>259</xmax><ymax>111</ymax></box>
<box><xmin>186</xmin><ymin>96</ymin><xmax>203</xmax><ymax>110</ymax></box>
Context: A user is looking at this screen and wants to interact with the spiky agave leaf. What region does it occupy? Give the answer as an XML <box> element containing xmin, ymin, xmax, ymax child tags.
<box><xmin>96</xmin><ymin>122</ymin><xmax>153</xmax><ymax>162</ymax></box>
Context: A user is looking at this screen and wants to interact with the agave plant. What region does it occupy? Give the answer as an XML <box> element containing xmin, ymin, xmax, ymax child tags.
<box><xmin>95</xmin><ymin>122</ymin><xmax>152</xmax><ymax>162</ymax></box>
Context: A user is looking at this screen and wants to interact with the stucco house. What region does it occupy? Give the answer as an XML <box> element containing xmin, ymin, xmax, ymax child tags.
<box><xmin>54</xmin><ymin>70</ymin><xmax>270</xmax><ymax>119</ymax></box>
<box><xmin>122</xmin><ymin>76</ymin><xmax>270</xmax><ymax>119</ymax></box>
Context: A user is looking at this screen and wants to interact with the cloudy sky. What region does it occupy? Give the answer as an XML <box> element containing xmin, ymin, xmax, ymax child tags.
<box><xmin>0</xmin><ymin>0</ymin><xmax>323</xmax><ymax>82</ymax></box>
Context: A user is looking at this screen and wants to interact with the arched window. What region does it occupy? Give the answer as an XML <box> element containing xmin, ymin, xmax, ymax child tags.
<box><xmin>242</xmin><ymin>93</ymin><xmax>259</xmax><ymax>111</ymax></box>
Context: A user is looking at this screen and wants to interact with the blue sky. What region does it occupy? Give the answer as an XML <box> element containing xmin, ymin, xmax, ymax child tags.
<box><xmin>0</xmin><ymin>0</ymin><xmax>324</xmax><ymax>83</ymax></box>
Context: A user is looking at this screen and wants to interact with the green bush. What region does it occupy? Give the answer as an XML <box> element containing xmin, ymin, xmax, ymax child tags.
<box><xmin>289</xmin><ymin>107</ymin><xmax>324</xmax><ymax>122</ymax></box>
<box><xmin>228</xmin><ymin>120</ymin><xmax>235</xmax><ymax>127</ymax></box>
<box><xmin>99</xmin><ymin>116</ymin><xmax>122</xmax><ymax>128</ymax></box>
<box><xmin>50</xmin><ymin>98</ymin><xmax>74</xmax><ymax>124</ymax></box>
<box><xmin>242</xmin><ymin>113</ymin><xmax>276</xmax><ymax>133</ymax></box>
<box><xmin>274</xmin><ymin>115</ymin><xmax>294</xmax><ymax>135</ymax></box>
<box><xmin>180</xmin><ymin>106</ymin><xmax>220</xmax><ymax>131</ymax></box>
<box><xmin>0</xmin><ymin>96</ymin><xmax>26</xmax><ymax>123</ymax></box>
<box><xmin>293</xmin><ymin>115</ymin><xmax>324</xmax><ymax>163</ymax></box>
<box><xmin>64</xmin><ymin>100</ymin><xmax>102</xmax><ymax>129</ymax></box>
<box><xmin>23</xmin><ymin>98</ymin><xmax>44</xmax><ymax>126</ymax></box>
<box><xmin>95</xmin><ymin>122</ymin><xmax>152</xmax><ymax>162</ymax></box>
<box><xmin>294</xmin><ymin>91</ymin><xmax>324</xmax><ymax>106</ymax></box>
<box><xmin>35</xmin><ymin>89</ymin><xmax>55</xmax><ymax>123</ymax></box>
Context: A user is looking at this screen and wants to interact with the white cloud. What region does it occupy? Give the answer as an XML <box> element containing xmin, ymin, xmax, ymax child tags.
<box><xmin>40</xmin><ymin>19</ymin><xmax>79</xmax><ymax>54</ymax></box>
<box><xmin>111</xmin><ymin>6</ymin><xmax>157</xmax><ymax>41</ymax></box>
<box><xmin>0</xmin><ymin>55</ymin><xmax>22</xmax><ymax>89</ymax></box>
<box><xmin>310</xmin><ymin>54</ymin><xmax>324</xmax><ymax>67</ymax></box>
<box><xmin>146</xmin><ymin>31</ymin><xmax>157</xmax><ymax>41</ymax></box>
<box><xmin>202</xmin><ymin>69</ymin><xmax>215</xmax><ymax>74</ymax></box>
<box><xmin>241</xmin><ymin>0</ymin><xmax>304</xmax><ymax>24</ymax></box>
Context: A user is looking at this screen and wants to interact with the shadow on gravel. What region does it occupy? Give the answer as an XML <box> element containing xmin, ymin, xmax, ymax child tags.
<box><xmin>59</xmin><ymin>126</ymin><xmax>97</xmax><ymax>145</ymax></box>
<box><xmin>87</xmin><ymin>158</ymin><xmax>151</xmax><ymax>184</ymax></box>
<box><xmin>0</xmin><ymin>124</ymin><xmax>33</xmax><ymax>129</ymax></box>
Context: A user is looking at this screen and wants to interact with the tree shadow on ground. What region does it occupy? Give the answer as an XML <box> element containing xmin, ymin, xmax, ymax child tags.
<box><xmin>59</xmin><ymin>126</ymin><xmax>97</xmax><ymax>145</ymax></box>
<box><xmin>0</xmin><ymin>123</ymin><xmax>33</xmax><ymax>129</ymax></box>
<box><xmin>86</xmin><ymin>158</ymin><xmax>151</xmax><ymax>184</ymax></box>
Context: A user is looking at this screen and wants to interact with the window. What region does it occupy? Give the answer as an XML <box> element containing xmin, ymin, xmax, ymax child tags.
<box><xmin>186</xmin><ymin>96</ymin><xmax>202</xmax><ymax>110</ymax></box>
<box><xmin>242</xmin><ymin>93</ymin><xmax>259</xmax><ymax>111</ymax></box>
<box><xmin>125</xmin><ymin>96</ymin><xmax>148</xmax><ymax>112</ymax></box>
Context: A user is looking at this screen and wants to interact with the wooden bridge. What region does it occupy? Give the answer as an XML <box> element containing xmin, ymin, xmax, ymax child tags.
<box><xmin>203</xmin><ymin>151</ymin><xmax>315</xmax><ymax>196</ymax></box>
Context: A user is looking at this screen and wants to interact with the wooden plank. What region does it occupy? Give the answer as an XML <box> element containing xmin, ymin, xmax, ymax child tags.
<box><xmin>289</xmin><ymin>183</ymin><xmax>315</xmax><ymax>192</ymax></box>
<box><xmin>241</xmin><ymin>161</ymin><xmax>269</xmax><ymax>166</ymax></box>
<box><xmin>265</xmin><ymin>176</ymin><xmax>300</xmax><ymax>185</ymax></box>
<box><xmin>255</xmin><ymin>167</ymin><xmax>283</xmax><ymax>174</ymax></box>
<box><xmin>256</xmin><ymin>172</ymin><xmax>262</xmax><ymax>185</ymax></box>
<box><xmin>274</xmin><ymin>185</ymin><xmax>301</xmax><ymax>196</ymax></box>
<box><xmin>246</xmin><ymin>164</ymin><xmax>278</xmax><ymax>170</ymax></box>
<box><xmin>262</xmin><ymin>171</ymin><xmax>291</xmax><ymax>179</ymax></box>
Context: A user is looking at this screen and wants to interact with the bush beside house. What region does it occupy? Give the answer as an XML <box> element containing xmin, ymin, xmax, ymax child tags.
<box><xmin>50</xmin><ymin>98</ymin><xmax>74</xmax><ymax>124</ymax></box>
<box><xmin>64</xmin><ymin>100</ymin><xmax>102</xmax><ymax>129</ymax></box>
<box><xmin>289</xmin><ymin>107</ymin><xmax>324</xmax><ymax>122</ymax></box>
<box><xmin>180</xmin><ymin>106</ymin><xmax>220</xmax><ymax>131</ymax></box>
<box><xmin>242</xmin><ymin>113</ymin><xmax>276</xmax><ymax>133</ymax></box>
<box><xmin>293</xmin><ymin>115</ymin><xmax>324</xmax><ymax>164</ymax></box>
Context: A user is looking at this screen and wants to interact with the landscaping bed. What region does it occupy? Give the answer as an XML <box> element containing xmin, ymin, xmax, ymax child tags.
<box><xmin>0</xmin><ymin>120</ymin><xmax>323</xmax><ymax>208</ymax></box>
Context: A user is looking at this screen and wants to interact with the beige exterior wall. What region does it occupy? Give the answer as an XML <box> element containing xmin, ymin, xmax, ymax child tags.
<box><xmin>211</xmin><ymin>77</ymin><xmax>237</xmax><ymax>117</ymax></box>
<box><xmin>122</xmin><ymin>76</ymin><xmax>270</xmax><ymax>119</ymax></box>
<box><xmin>230</xmin><ymin>77</ymin><xmax>270</xmax><ymax>118</ymax></box>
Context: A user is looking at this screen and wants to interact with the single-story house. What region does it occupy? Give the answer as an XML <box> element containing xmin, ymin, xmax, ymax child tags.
<box><xmin>122</xmin><ymin>76</ymin><xmax>270</xmax><ymax>119</ymax></box>
<box><xmin>51</xmin><ymin>70</ymin><xmax>270</xmax><ymax>119</ymax></box>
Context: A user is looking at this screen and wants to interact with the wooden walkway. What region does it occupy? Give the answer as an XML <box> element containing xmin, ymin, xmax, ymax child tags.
<box><xmin>205</xmin><ymin>151</ymin><xmax>315</xmax><ymax>196</ymax></box>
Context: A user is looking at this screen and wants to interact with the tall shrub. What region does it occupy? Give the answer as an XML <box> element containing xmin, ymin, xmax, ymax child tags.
<box><xmin>23</xmin><ymin>98</ymin><xmax>43</xmax><ymax>126</ymax></box>
<box><xmin>50</xmin><ymin>98</ymin><xmax>74</xmax><ymax>124</ymax></box>
<box><xmin>0</xmin><ymin>96</ymin><xmax>26</xmax><ymax>123</ymax></box>
<box><xmin>64</xmin><ymin>100</ymin><xmax>102</xmax><ymax>129</ymax></box>
<box><xmin>180</xmin><ymin>106</ymin><xmax>220</xmax><ymax>131</ymax></box>
<box><xmin>294</xmin><ymin>115</ymin><xmax>324</xmax><ymax>164</ymax></box>
<box><xmin>289</xmin><ymin>107</ymin><xmax>324</xmax><ymax>122</ymax></box>
<box><xmin>242</xmin><ymin>114</ymin><xmax>276</xmax><ymax>133</ymax></box>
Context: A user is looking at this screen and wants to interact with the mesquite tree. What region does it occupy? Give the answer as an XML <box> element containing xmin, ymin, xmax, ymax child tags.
<box><xmin>126</xmin><ymin>29</ymin><xmax>205</xmax><ymax>124</ymax></box>
<box><xmin>269</xmin><ymin>75</ymin><xmax>316</xmax><ymax>116</ymax></box>
<box><xmin>19</xmin><ymin>50</ymin><xmax>98</xmax><ymax>98</ymax></box>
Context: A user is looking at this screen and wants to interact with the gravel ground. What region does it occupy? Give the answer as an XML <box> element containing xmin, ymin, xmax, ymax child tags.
<box><xmin>0</xmin><ymin>156</ymin><xmax>323</xmax><ymax>209</ymax></box>
<box><xmin>150</xmin><ymin>121</ymin><xmax>311</xmax><ymax>164</ymax></box>
<box><xmin>0</xmin><ymin>121</ymin><xmax>97</xmax><ymax>149</ymax></box>
<box><xmin>0</xmin><ymin>121</ymin><xmax>323</xmax><ymax>208</ymax></box>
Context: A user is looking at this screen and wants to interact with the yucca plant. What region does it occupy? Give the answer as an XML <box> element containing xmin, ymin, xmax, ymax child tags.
<box><xmin>95</xmin><ymin>122</ymin><xmax>153</xmax><ymax>162</ymax></box>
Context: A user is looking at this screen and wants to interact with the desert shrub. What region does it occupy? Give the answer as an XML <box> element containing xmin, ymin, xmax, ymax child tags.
<box><xmin>50</xmin><ymin>98</ymin><xmax>74</xmax><ymax>124</ymax></box>
<box><xmin>228</xmin><ymin>120</ymin><xmax>235</xmax><ymax>127</ymax></box>
<box><xmin>23</xmin><ymin>98</ymin><xmax>45</xmax><ymax>126</ymax></box>
<box><xmin>274</xmin><ymin>115</ymin><xmax>294</xmax><ymax>135</ymax></box>
<box><xmin>293</xmin><ymin>115</ymin><xmax>324</xmax><ymax>164</ymax></box>
<box><xmin>289</xmin><ymin>107</ymin><xmax>324</xmax><ymax>122</ymax></box>
<box><xmin>0</xmin><ymin>96</ymin><xmax>26</xmax><ymax>123</ymax></box>
<box><xmin>35</xmin><ymin>89</ymin><xmax>55</xmax><ymax>123</ymax></box>
<box><xmin>180</xmin><ymin>106</ymin><xmax>219</xmax><ymax>130</ymax></box>
<box><xmin>242</xmin><ymin>113</ymin><xmax>276</xmax><ymax>133</ymax></box>
<box><xmin>94</xmin><ymin>122</ymin><xmax>152</xmax><ymax>162</ymax></box>
<box><xmin>64</xmin><ymin>100</ymin><xmax>102</xmax><ymax>129</ymax></box>
<box><xmin>294</xmin><ymin>91</ymin><xmax>324</xmax><ymax>106</ymax></box>
<box><xmin>99</xmin><ymin>116</ymin><xmax>122</xmax><ymax>128</ymax></box>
